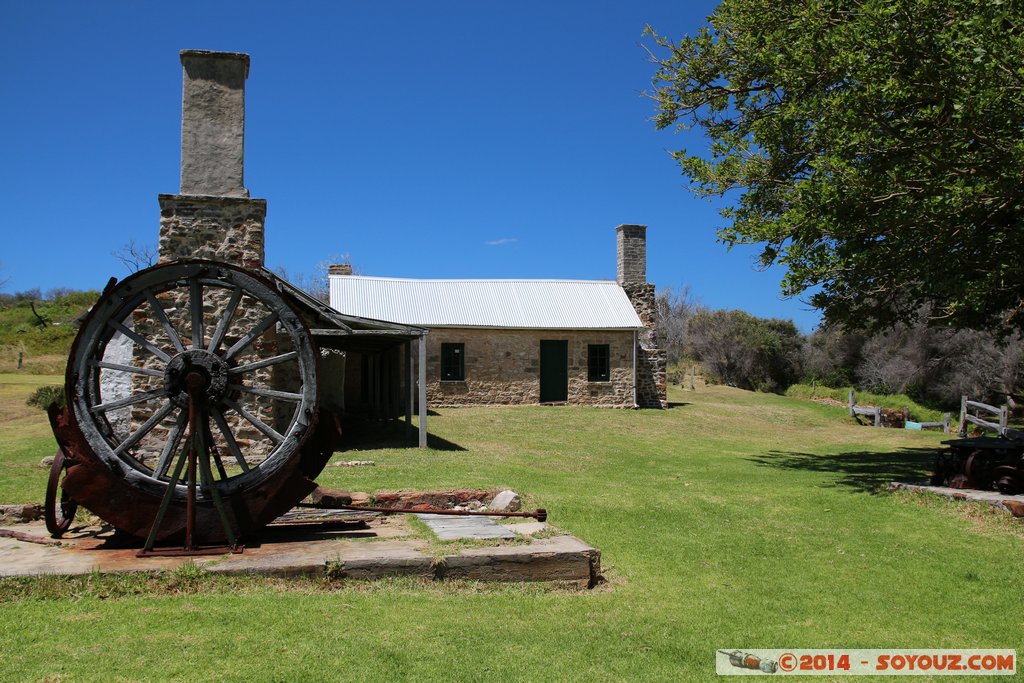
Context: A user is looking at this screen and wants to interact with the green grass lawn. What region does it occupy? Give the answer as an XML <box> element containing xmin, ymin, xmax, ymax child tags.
<box><xmin>0</xmin><ymin>378</ymin><xmax>1021</xmax><ymax>682</ymax></box>
<box><xmin>0</xmin><ymin>374</ymin><xmax>64</xmax><ymax>504</ymax></box>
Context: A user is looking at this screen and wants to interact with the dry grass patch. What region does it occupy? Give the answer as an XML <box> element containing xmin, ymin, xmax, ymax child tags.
<box><xmin>890</xmin><ymin>489</ymin><xmax>1024</xmax><ymax>539</ymax></box>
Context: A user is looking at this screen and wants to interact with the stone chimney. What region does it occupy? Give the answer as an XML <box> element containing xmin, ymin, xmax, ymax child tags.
<box><xmin>328</xmin><ymin>263</ymin><xmax>353</xmax><ymax>276</ymax></box>
<box><xmin>158</xmin><ymin>50</ymin><xmax>266</xmax><ymax>269</ymax></box>
<box><xmin>615</xmin><ymin>224</ymin><xmax>666</xmax><ymax>408</ymax></box>
<box><xmin>179</xmin><ymin>50</ymin><xmax>250</xmax><ymax>197</ymax></box>
<box><xmin>616</xmin><ymin>224</ymin><xmax>647</xmax><ymax>286</ymax></box>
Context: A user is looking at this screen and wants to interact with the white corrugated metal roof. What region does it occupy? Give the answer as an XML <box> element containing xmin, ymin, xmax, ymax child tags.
<box><xmin>329</xmin><ymin>276</ymin><xmax>644</xmax><ymax>330</ymax></box>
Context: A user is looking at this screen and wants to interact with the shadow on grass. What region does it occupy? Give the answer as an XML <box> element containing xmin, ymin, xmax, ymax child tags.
<box><xmin>748</xmin><ymin>447</ymin><xmax>937</xmax><ymax>494</ymax></box>
<box><xmin>666</xmin><ymin>402</ymin><xmax>690</xmax><ymax>409</ymax></box>
<box><xmin>341</xmin><ymin>420</ymin><xmax>466</xmax><ymax>452</ymax></box>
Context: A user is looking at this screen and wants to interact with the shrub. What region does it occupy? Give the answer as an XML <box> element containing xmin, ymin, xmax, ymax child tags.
<box><xmin>26</xmin><ymin>385</ymin><xmax>65</xmax><ymax>411</ymax></box>
<box><xmin>687</xmin><ymin>309</ymin><xmax>803</xmax><ymax>393</ymax></box>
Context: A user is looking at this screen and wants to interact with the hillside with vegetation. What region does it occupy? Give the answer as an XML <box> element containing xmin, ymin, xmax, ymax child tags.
<box><xmin>0</xmin><ymin>289</ymin><xmax>97</xmax><ymax>374</ymax></box>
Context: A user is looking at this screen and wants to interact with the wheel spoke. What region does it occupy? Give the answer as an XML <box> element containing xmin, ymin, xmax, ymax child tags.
<box><xmin>224</xmin><ymin>399</ymin><xmax>285</xmax><ymax>444</ymax></box>
<box><xmin>227</xmin><ymin>351</ymin><xmax>298</xmax><ymax>375</ymax></box>
<box><xmin>114</xmin><ymin>403</ymin><xmax>176</xmax><ymax>455</ymax></box>
<box><xmin>207</xmin><ymin>287</ymin><xmax>243</xmax><ymax>352</ymax></box>
<box><xmin>144</xmin><ymin>289</ymin><xmax>186</xmax><ymax>354</ymax></box>
<box><xmin>155</xmin><ymin>410</ymin><xmax>188</xmax><ymax>477</ymax></box>
<box><xmin>210</xmin><ymin>442</ymin><xmax>229</xmax><ymax>480</ymax></box>
<box><xmin>211</xmin><ymin>409</ymin><xmax>250</xmax><ymax>472</ymax></box>
<box><xmin>228</xmin><ymin>383</ymin><xmax>303</xmax><ymax>402</ymax></box>
<box><xmin>91</xmin><ymin>388</ymin><xmax>168</xmax><ymax>413</ymax></box>
<box><xmin>189</xmin><ymin>279</ymin><xmax>204</xmax><ymax>349</ymax></box>
<box><xmin>108</xmin><ymin>320</ymin><xmax>172</xmax><ymax>364</ymax></box>
<box><xmin>223</xmin><ymin>313</ymin><xmax>279</xmax><ymax>360</ymax></box>
<box><xmin>91</xmin><ymin>360</ymin><xmax>163</xmax><ymax>377</ymax></box>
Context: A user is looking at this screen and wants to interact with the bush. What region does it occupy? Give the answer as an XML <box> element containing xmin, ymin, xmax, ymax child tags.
<box><xmin>688</xmin><ymin>310</ymin><xmax>803</xmax><ymax>393</ymax></box>
<box><xmin>26</xmin><ymin>385</ymin><xmax>65</xmax><ymax>411</ymax></box>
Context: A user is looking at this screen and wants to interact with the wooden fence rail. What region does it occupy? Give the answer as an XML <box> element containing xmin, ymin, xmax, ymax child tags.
<box><xmin>958</xmin><ymin>395</ymin><xmax>1008</xmax><ymax>437</ymax></box>
<box><xmin>849</xmin><ymin>390</ymin><xmax>881</xmax><ymax>427</ymax></box>
<box><xmin>849</xmin><ymin>390</ymin><xmax>950</xmax><ymax>432</ymax></box>
<box><xmin>913</xmin><ymin>414</ymin><xmax>951</xmax><ymax>433</ymax></box>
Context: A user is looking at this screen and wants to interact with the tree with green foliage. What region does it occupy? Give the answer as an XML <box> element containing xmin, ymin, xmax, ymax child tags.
<box><xmin>646</xmin><ymin>0</ymin><xmax>1024</xmax><ymax>334</ymax></box>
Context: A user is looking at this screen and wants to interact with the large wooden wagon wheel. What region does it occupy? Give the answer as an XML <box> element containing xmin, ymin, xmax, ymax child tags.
<box><xmin>58</xmin><ymin>260</ymin><xmax>331</xmax><ymax>547</ymax></box>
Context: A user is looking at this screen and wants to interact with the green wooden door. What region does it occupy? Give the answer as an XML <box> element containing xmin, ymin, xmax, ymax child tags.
<box><xmin>539</xmin><ymin>340</ymin><xmax>568</xmax><ymax>403</ymax></box>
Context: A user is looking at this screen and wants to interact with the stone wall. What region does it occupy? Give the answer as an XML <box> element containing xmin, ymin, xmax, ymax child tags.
<box><xmin>424</xmin><ymin>328</ymin><xmax>636</xmax><ymax>407</ymax></box>
<box><xmin>623</xmin><ymin>282</ymin><xmax>667</xmax><ymax>408</ymax></box>
<box><xmin>158</xmin><ymin>194</ymin><xmax>266</xmax><ymax>269</ymax></box>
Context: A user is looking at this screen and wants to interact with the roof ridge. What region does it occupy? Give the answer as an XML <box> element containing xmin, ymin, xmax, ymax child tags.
<box><xmin>328</xmin><ymin>275</ymin><xmax>621</xmax><ymax>284</ymax></box>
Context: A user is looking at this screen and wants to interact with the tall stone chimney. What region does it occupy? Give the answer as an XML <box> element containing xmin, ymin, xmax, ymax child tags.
<box><xmin>615</xmin><ymin>224</ymin><xmax>667</xmax><ymax>408</ymax></box>
<box><xmin>616</xmin><ymin>224</ymin><xmax>647</xmax><ymax>286</ymax></box>
<box><xmin>158</xmin><ymin>50</ymin><xmax>266</xmax><ymax>269</ymax></box>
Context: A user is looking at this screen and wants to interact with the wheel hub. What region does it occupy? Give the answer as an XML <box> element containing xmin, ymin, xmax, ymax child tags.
<box><xmin>165</xmin><ymin>349</ymin><xmax>229</xmax><ymax>409</ymax></box>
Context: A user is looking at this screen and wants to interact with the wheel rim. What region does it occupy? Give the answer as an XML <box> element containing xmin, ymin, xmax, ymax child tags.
<box><xmin>45</xmin><ymin>448</ymin><xmax>77</xmax><ymax>537</ymax></box>
<box><xmin>69</xmin><ymin>261</ymin><xmax>318</xmax><ymax>501</ymax></box>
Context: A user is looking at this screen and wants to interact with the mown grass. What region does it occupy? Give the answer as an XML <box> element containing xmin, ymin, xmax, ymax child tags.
<box><xmin>0</xmin><ymin>374</ymin><xmax>62</xmax><ymax>503</ymax></box>
<box><xmin>0</xmin><ymin>379</ymin><xmax>1021</xmax><ymax>682</ymax></box>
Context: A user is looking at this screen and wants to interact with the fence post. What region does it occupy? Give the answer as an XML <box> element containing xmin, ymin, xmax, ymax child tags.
<box><xmin>873</xmin><ymin>407</ymin><xmax>881</xmax><ymax>428</ymax></box>
<box><xmin>17</xmin><ymin>352</ymin><xmax>23</xmax><ymax>370</ymax></box>
<box><xmin>690</xmin><ymin>366</ymin><xmax>695</xmax><ymax>391</ymax></box>
<box><xmin>999</xmin><ymin>405</ymin><xmax>1008</xmax><ymax>435</ymax></box>
<box><xmin>958</xmin><ymin>395</ymin><xmax>968</xmax><ymax>437</ymax></box>
<box><xmin>849</xmin><ymin>390</ymin><xmax>856</xmax><ymax>417</ymax></box>
<box><xmin>942</xmin><ymin>412</ymin><xmax>950</xmax><ymax>434</ymax></box>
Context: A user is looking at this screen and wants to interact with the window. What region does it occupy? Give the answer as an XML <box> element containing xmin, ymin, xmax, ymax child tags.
<box><xmin>588</xmin><ymin>344</ymin><xmax>610</xmax><ymax>382</ymax></box>
<box><xmin>441</xmin><ymin>343</ymin><xmax>465</xmax><ymax>381</ymax></box>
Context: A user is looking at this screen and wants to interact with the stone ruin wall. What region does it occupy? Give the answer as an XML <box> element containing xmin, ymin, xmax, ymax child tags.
<box><xmin>157</xmin><ymin>195</ymin><xmax>266</xmax><ymax>269</ymax></box>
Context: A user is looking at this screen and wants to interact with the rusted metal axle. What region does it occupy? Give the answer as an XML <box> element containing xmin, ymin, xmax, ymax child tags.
<box><xmin>313</xmin><ymin>503</ymin><xmax>548</xmax><ymax>522</ymax></box>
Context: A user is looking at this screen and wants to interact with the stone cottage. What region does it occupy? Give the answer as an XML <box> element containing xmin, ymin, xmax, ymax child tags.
<box><xmin>330</xmin><ymin>225</ymin><xmax>667</xmax><ymax>408</ymax></box>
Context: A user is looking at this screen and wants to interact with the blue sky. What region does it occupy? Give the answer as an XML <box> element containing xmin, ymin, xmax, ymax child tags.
<box><xmin>1</xmin><ymin>1</ymin><xmax>823</xmax><ymax>331</ymax></box>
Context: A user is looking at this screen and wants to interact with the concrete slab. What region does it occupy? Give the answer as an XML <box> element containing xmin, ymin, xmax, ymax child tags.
<box><xmin>415</xmin><ymin>513</ymin><xmax>516</xmax><ymax>540</ymax></box>
<box><xmin>438</xmin><ymin>535</ymin><xmax>600</xmax><ymax>584</ymax></box>
<box><xmin>889</xmin><ymin>481</ymin><xmax>1024</xmax><ymax>514</ymax></box>
<box><xmin>0</xmin><ymin>514</ymin><xmax>601</xmax><ymax>586</ymax></box>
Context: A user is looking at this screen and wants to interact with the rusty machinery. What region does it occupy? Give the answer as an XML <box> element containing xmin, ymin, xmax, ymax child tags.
<box><xmin>44</xmin><ymin>259</ymin><xmax>546</xmax><ymax>554</ymax></box>
<box><xmin>45</xmin><ymin>260</ymin><xmax>332</xmax><ymax>553</ymax></box>
<box><xmin>932</xmin><ymin>436</ymin><xmax>1024</xmax><ymax>495</ymax></box>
